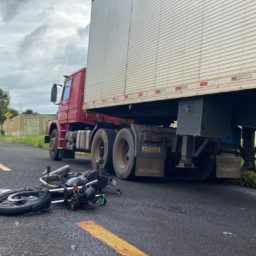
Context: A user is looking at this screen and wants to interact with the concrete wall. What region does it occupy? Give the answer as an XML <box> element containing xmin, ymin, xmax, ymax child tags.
<box><xmin>3</xmin><ymin>114</ymin><xmax>56</xmax><ymax>136</ymax></box>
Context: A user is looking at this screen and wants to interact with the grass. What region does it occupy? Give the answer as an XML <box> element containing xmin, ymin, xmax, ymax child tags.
<box><xmin>231</xmin><ymin>171</ymin><xmax>256</xmax><ymax>189</ymax></box>
<box><xmin>0</xmin><ymin>135</ymin><xmax>48</xmax><ymax>149</ymax></box>
<box><xmin>0</xmin><ymin>135</ymin><xmax>90</xmax><ymax>156</ymax></box>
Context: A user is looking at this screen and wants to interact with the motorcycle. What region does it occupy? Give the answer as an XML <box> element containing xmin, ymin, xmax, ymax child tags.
<box><xmin>0</xmin><ymin>160</ymin><xmax>119</xmax><ymax>216</ymax></box>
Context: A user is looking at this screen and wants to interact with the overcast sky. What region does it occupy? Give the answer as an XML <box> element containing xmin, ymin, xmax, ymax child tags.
<box><xmin>0</xmin><ymin>0</ymin><xmax>91</xmax><ymax>114</ymax></box>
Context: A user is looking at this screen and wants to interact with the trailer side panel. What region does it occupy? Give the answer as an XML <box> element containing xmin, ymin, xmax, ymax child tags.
<box><xmin>85</xmin><ymin>0</ymin><xmax>256</xmax><ymax>110</ymax></box>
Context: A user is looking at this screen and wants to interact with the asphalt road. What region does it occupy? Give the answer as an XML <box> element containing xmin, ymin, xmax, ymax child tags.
<box><xmin>0</xmin><ymin>142</ymin><xmax>256</xmax><ymax>256</ymax></box>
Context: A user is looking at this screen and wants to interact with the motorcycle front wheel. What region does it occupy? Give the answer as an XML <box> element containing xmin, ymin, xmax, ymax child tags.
<box><xmin>0</xmin><ymin>189</ymin><xmax>52</xmax><ymax>216</ymax></box>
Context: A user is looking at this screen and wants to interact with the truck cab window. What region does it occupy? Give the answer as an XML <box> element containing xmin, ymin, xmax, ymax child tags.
<box><xmin>63</xmin><ymin>80</ymin><xmax>71</xmax><ymax>100</ymax></box>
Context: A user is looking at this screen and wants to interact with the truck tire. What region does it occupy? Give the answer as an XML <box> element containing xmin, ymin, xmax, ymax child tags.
<box><xmin>49</xmin><ymin>129</ymin><xmax>61</xmax><ymax>161</ymax></box>
<box><xmin>91</xmin><ymin>129</ymin><xmax>116</xmax><ymax>172</ymax></box>
<box><xmin>192</xmin><ymin>152</ymin><xmax>216</xmax><ymax>181</ymax></box>
<box><xmin>113</xmin><ymin>128</ymin><xmax>135</xmax><ymax>180</ymax></box>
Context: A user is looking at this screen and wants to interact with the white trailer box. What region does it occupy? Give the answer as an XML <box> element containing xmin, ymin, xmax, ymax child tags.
<box><xmin>84</xmin><ymin>0</ymin><xmax>256</xmax><ymax>110</ymax></box>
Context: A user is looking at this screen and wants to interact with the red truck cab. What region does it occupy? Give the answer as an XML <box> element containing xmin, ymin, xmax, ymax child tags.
<box><xmin>45</xmin><ymin>67</ymin><xmax>131</xmax><ymax>168</ymax></box>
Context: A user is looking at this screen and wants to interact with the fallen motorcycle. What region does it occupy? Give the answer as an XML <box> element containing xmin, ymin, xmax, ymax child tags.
<box><xmin>0</xmin><ymin>160</ymin><xmax>118</xmax><ymax>216</ymax></box>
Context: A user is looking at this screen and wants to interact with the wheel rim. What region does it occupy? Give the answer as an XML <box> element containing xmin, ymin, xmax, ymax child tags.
<box><xmin>0</xmin><ymin>192</ymin><xmax>41</xmax><ymax>209</ymax></box>
<box><xmin>116</xmin><ymin>139</ymin><xmax>130</xmax><ymax>170</ymax></box>
<box><xmin>94</xmin><ymin>138</ymin><xmax>105</xmax><ymax>160</ymax></box>
<box><xmin>113</xmin><ymin>129</ymin><xmax>135</xmax><ymax>179</ymax></box>
<box><xmin>92</xmin><ymin>137</ymin><xmax>106</xmax><ymax>170</ymax></box>
<box><xmin>49</xmin><ymin>136</ymin><xmax>57</xmax><ymax>156</ymax></box>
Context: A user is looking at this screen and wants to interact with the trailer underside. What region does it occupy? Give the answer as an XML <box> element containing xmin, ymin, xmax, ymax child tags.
<box><xmin>87</xmin><ymin>88</ymin><xmax>256</xmax><ymax>130</ymax></box>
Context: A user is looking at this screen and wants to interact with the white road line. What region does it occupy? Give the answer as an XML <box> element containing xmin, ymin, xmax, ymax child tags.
<box><xmin>0</xmin><ymin>163</ymin><xmax>11</xmax><ymax>172</ymax></box>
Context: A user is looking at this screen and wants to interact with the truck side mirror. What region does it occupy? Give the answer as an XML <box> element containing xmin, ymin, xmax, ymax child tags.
<box><xmin>51</xmin><ymin>84</ymin><xmax>58</xmax><ymax>103</ymax></box>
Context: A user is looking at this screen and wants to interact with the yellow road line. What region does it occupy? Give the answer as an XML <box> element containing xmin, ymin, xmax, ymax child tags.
<box><xmin>77</xmin><ymin>221</ymin><xmax>148</xmax><ymax>256</ymax></box>
<box><xmin>0</xmin><ymin>163</ymin><xmax>11</xmax><ymax>172</ymax></box>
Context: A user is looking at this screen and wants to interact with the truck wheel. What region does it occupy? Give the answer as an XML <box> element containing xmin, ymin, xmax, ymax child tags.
<box><xmin>113</xmin><ymin>128</ymin><xmax>135</xmax><ymax>180</ymax></box>
<box><xmin>91</xmin><ymin>129</ymin><xmax>116</xmax><ymax>172</ymax></box>
<box><xmin>192</xmin><ymin>152</ymin><xmax>216</xmax><ymax>181</ymax></box>
<box><xmin>49</xmin><ymin>129</ymin><xmax>61</xmax><ymax>161</ymax></box>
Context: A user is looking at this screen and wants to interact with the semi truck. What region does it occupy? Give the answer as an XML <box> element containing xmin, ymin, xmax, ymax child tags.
<box><xmin>45</xmin><ymin>0</ymin><xmax>256</xmax><ymax>181</ymax></box>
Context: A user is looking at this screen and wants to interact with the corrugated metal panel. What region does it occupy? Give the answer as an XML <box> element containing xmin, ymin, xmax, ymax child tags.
<box><xmin>85</xmin><ymin>0</ymin><xmax>133</xmax><ymax>101</ymax></box>
<box><xmin>85</xmin><ymin>0</ymin><xmax>256</xmax><ymax>109</ymax></box>
<box><xmin>125</xmin><ymin>0</ymin><xmax>162</xmax><ymax>94</ymax></box>
<box><xmin>155</xmin><ymin>0</ymin><xmax>204</xmax><ymax>87</ymax></box>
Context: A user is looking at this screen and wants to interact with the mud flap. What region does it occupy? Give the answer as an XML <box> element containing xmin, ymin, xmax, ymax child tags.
<box><xmin>216</xmin><ymin>153</ymin><xmax>241</xmax><ymax>178</ymax></box>
<box><xmin>132</xmin><ymin>124</ymin><xmax>171</xmax><ymax>177</ymax></box>
<box><xmin>135</xmin><ymin>156</ymin><xmax>165</xmax><ymax>177</ymax></box>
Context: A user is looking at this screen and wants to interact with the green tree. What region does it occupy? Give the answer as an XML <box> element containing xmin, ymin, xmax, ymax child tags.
<box><xmin>0</xmin><ymin>89</ymin><xmax>10</xmax><ymax>124</ymax></box>
<box><xmin>22</xmin><ymin>109</ymin><xmax>38</xmax><ymax>114</ymax></box>
<box><xmin>0</xmin><ymin>89</ymin><xmax>10</xmax><ymax>135</ymax></box>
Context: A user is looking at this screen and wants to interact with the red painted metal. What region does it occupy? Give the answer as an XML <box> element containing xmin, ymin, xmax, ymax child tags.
<box><xmin>200</xmin><ymin>81</ymin><xmax>208</xmax><ymax>87</ymax></box>
<box><xmin>49</xmin><ymin>67</ymin><xmax>130</xmax><ymax>149</ymax></box>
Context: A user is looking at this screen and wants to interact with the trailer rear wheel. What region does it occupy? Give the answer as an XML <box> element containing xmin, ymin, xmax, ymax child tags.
<box><xmin>91</xmin><ymin>129</ymin><xmax>116</xmax><ymax>172</ymax></box>
<box><xmin>49</xmin><ymin>129</ymin><xmax>61</xmax><ymax>161</ymax></box>
<box><xmin>113</xmin><ymin>128</ymin><xmax>135</xmax><ymax>180</ymax></box>
<box><xmin>192</xmin><ymin>152</ymin><xmax>216</xmax><ymax>181</ymax></box>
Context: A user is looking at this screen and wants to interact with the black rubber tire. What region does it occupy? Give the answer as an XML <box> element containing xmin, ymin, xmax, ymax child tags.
<box><xmin>0</xmin><ymin>189</ymin><xmax>52</xmax><ymax>216</ymax></box>
<box><xmin>192</xmin><ymin>152</ymin><xmax>216</xmax><ymax>181</ymax></box>
<box><xmin>113</xmin><ymin>128</ymin><xmax>135</xmax><ymax>180</ymax></box>
<box><xmin>49</xmin><ymin>129</ymin><xmax>61</xmax><ymax>161</ymax></box>
<box><xmin>91</xmin><ymin>129</ymin><xmax>116</xmax><ymax>172</ymax></box>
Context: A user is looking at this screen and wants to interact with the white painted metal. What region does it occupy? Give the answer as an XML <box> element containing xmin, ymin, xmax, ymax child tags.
<box><xmin>85</xmin><ymin>0</ymin><xmax>133</xmax><ymax>101</ymax></box>
<box><xmin>84</xmin><ymin>0</ymin><xmax>256</xmax><ymax>109</ymax></box>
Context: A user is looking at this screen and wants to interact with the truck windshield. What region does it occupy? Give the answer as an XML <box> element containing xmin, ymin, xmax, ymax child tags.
<box><xmin>63</xmin><ymin>80</ymin><xmax>71</xmax><ymax>101</ymax></box>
